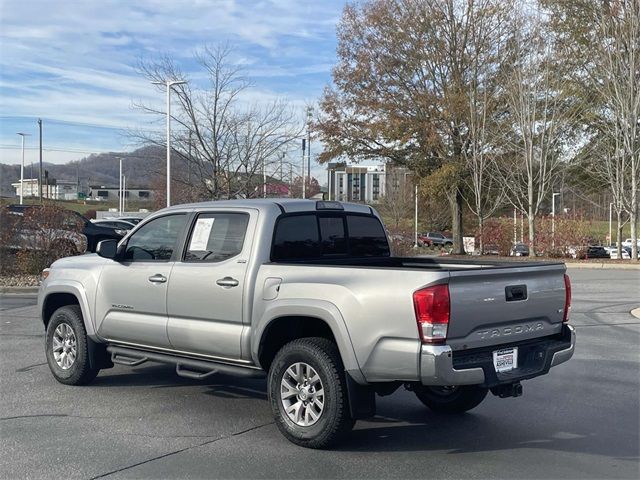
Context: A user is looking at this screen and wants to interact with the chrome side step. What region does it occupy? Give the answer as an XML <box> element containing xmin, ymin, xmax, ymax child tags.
<box><xmin>107</xmin><ymin>345</ymin><xmax>265</xmax><ymax>379</ymax></box>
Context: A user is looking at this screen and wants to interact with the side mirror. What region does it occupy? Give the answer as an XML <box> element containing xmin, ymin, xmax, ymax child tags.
<box><xmin>96</xmin><ymin>239</ymin><xmax>119</xmax><ymax>259</ymax></box>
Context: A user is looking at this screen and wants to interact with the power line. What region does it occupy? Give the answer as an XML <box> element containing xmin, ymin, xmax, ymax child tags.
<box><xmin>0</xmin><ymin>115</ymin><xmax>136</xmax><ymax>131</ymax></box>
<box><xmin>0</xmin><ymin>145</ymin><xmax>111</xmax><ymax>154</ymax></box>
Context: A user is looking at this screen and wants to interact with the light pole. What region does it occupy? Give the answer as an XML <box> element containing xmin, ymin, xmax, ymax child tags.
<box><xmin>301</xmin><ymin>139</ymin><xmax>306</xmax><ymax>199</ymax></box>
<box><xmin>552</xmin><ymin>192</ymin><xmax>560</xmax><ymax>250</ymax></box>
<box><xmin>413</xmin><ymin>184</ymin><xmax>419</xmax><ymax>249</ymax></box>
<box><xmin>152</xmin><ymin>80</ymin><xmax>187</xmax><ymax>207</ymax></box>
<box><xmin>118</xmin><ymin>157</ymin><xmax>123</xmax><ymax>215</ymax></box>
<box><xmin>306</xmin><ymin>107</ymin><xmax>312</xmax><ymax>191</ymax></box>
<box><xmin>16</xmin><ymin>133</ymin><xmax>31</xmax><ymax>205</ymax></box>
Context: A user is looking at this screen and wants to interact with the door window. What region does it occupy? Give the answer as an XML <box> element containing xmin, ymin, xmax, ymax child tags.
<box><xmin>184</xmin><ymin>213</ymin><xmax>249</xmax><ymax>262</ymax></box>
<box><xmin>123</xmin><ymin>214</ymin><xmax>186</xmax><ymax>261</ymax></box>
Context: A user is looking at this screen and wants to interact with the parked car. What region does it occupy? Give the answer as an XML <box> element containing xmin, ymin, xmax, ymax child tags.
<box><xmin>38</xmin><ymin>199</ymin><xmax>575</xmax><ymax>449</ymax></box>
<box><xmin>510</xmin><ymin>243</ymin><xmax>530</xmax><ymax>257</ymax></box>
<box><xmin>568</xmin><ymin>245</ymin><xmax>610</xmax><ymax>259</ymax></box>
<box><xmin>6</xmin><ymin>207</ymin><xmax>87</xmax><ymax>255</ymax></box>
<box><xmin>91</xmin><ymin>219</ymin><xmax>137</xmax><ymax>235</ymax></box>
<box><xmin>7</xmin><ymin>204</ymin><xmax>126</xmax><ymax>252</ymax></box>
<box><xmin>622</xmin><ymin>238</ymin><xmax>640</xmax><ymax>248</ymax></box>
<box><xmin>419</xmin><ymin>231</ymin><xmax>453</xmax><ymax>247</ymax></box>
<box><xmin>603</xmin><ymin>245</ymin><xmax>631</xmax><ymax>260</ymax></box>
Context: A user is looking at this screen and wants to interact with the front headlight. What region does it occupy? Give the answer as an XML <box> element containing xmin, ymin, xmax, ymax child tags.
<box><xmin>115</xmin><ymin>229</ymin><xmax>128</xmax><ymax>236</ymax></box>
<box><xmin>41</xmin><ymin>268</ymin><xmax>50</xmax><ymax>281</ymax></box>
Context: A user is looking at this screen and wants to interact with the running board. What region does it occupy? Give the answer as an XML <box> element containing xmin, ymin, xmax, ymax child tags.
<box><xmin>107</xmin><ymin>345</ymin><xmax>265</xmax><ymax>379</ymax></box>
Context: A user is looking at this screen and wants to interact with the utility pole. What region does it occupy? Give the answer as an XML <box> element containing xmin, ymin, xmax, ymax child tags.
<box><xmin>38</xmin><ymin>119</ymin><xmax>43</xmax><ymax>204</ymax></box>
<box><xmin>16</xmin><ymin>133</ymin><xmax>31</xmax><ymax>205</ymax></box>
<box><xmin>301</xmin><ymin>139</ymin><xmax>306</xmax><ymax>199</ymax></box>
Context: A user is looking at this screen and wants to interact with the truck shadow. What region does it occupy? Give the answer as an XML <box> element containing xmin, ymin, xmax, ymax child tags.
<box><xmin>90</xmin><ymin>365</ymin><xmax>638</xmax><ymax>462</ymax></box>
<box><xmin>341</xmin><ymin>407</ymin><xmax>638</xmax><ymax>461</ymax></box>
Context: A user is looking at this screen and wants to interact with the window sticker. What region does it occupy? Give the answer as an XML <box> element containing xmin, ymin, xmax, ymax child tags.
<box><xmin>189</xmin><ymin>217</ymin><xmax>215</xmax><ymax>251</ymax></box>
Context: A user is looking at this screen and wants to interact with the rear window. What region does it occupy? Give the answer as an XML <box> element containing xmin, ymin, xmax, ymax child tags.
<box><xmin>272</xmin><ymin>214</ymin><xmax>321</xmax><ymax>260</ymax></box>
<box><xmin>346</xmin><ymin>215</ymin><xmax>390</xmax><ymax>256</ymax></box>
<box><xmin>271</xmin><ymin>213</ymin><xmax>389</xmax><ymax>261</ymax></box>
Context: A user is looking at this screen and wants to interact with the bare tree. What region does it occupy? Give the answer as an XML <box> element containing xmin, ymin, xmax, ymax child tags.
<box><xmin>378</xmin><ymin>167</ymin><xmax>413</xmax><ymax>229</ymax></box>
<box><xmin>593</xmin><ymin>0</ymin><xmax>640</xmax><ymax>260</ymax></box>
<box><xmin>497</xmin><ymin>11</ymin><xmax>581</xmax><ymax>255</ymax></box>
<box><xmin>133</xmin><ymin>44</ymin><xmax>303</xmax><ymax>200</ymax></box>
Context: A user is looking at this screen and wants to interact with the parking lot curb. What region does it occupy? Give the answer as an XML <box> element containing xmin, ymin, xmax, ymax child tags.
<box><xmin>0</xmin><ymin>286</ymin><xmax>39</xmax><ymax>294</ymax></box>
<box><xmin>565</xmin><ymin>262</ymin><xmax>640</xmax><ymax>270</ymax></box>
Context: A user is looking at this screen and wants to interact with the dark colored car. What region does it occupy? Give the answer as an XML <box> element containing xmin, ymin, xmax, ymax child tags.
<box><xmin>511</xmin><ymin>243</ymin><xmax>530</xmax><ymax>257</ymax></box>
<box><xmin>570</xmin><ymin>245</ymin><xmax>610</xmax><ymax>260</ymax></box>
<box><xmin>7</xmin><ymin>204</ymin><xmax>126</xmax><ymax>252</ymax></box>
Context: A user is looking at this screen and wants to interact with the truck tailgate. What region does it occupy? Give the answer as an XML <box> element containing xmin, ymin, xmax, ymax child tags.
<box><xmin>446</xmin><ymin>263</ymin><xmax>567</xmax><ymax>351</ymax></box>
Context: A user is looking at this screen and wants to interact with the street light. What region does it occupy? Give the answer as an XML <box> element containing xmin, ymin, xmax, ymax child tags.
<box><xmin>117</xmin><ymin>157</ymin><xmax>124</xmax><ymax>215</ymax></box>
<box><xmin>16</xmin><ymin>133</ymin><xmax>31</xmax><ymax>205</ymax></box>
<box><xmin>413</xmin><ymin>184</ymin><xmax>419</xmax><ymax>249</ymax></box>
<box><xmin>152</xmin><ymin>80</ymin><xmax>187</xmax><ymax>207</ymax></box>
<box><xmin>552</xmin><ymin>192</ymin><xmax>560</xmax><ymax>250</ymax></box>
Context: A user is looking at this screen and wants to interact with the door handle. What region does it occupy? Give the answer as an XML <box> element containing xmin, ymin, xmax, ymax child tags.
<box><xmin>216</xmin><ymin>277</ymin><xmax>239</xmax><ymax>288</ymax></box>
<box><xmin>148</xmin><ymin>274</ymin><xmax>167</xmax><ymax>284</ymax></box>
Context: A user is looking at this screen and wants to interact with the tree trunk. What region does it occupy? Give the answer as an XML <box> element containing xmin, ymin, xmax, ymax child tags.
<box><xmin>478</xmin><ymin>214</ymin><xmax>484</xmax><ymax>255</ymax></box>
<box><xmin>631</xmin><ymin>156</ymin><xmax>638</xmax><ymax>262</ymax></box>
<box><xmin>451</xmin><ymin>190</ymin><xmax>464</xmax><ymax>255</ymax></box>
<box><xmin>528</xmin><ymin>207</ymin><xmax>536</xmax><ymax>257</ymax></box>
<box><xmin>616</xmin><ymin>209</ymin><xmax>623</xmax><ymax>259</ymax></box>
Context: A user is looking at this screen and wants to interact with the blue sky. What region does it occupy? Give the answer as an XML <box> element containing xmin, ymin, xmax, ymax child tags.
<box><xmin>0</xmin><ymin>0</ymin><xmax>344</xmax><ymax>169</ymax></box>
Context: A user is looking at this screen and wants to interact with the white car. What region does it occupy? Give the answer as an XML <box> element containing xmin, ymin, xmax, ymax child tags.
<box><xmin>621</xmin><ymin>238</ymin><xmax>640</xmax><ymax>248</ymax></box>
<box><xmin>603</xmin><ymin>245</ymin><xmax>631</xmax><ymax>260</ymax></box>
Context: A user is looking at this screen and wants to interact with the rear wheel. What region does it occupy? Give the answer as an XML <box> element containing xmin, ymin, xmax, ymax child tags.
<box><xmin>45</xmin><ymin>305</ymin><xmax>99</xmax><ymax>385</ymax></box>
<box><xmin>268</xmin><ymin>337</ymin><xmax>354</xmax><ymax>449</ymax></box>
<box><xmin>413</xmin><ymin>385</ymin><xmax>488</xmax><ymax>413</ymax></box>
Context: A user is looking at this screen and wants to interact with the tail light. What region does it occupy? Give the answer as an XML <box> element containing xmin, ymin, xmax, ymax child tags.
<box><xmin>413</xmin><ymin>284</ymin><xmax>450</xmax><ymax>343</ymax></box>
<box><xmin>563</xmin><ymin>274</ymin><xmax>572</xmax><ymax>322</ymax></box>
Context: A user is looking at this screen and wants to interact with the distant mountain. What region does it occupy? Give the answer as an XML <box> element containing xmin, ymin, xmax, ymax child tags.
<box><xmin>0</xmin><ymin>146</ymin><xmax>168</xmax><ymax>196</ymax></box>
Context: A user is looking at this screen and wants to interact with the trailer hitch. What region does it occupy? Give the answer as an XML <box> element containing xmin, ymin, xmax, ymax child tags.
<box><xmin>491</xmin><ymin>382</ymin><xmax>523</xmax><ymax>398</ymax></box>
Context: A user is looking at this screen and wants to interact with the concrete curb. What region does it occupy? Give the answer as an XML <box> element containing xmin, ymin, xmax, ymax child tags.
<box><xmin>631</xmin><ymin>308</ymin><xmax>640</xmax><ymax>319</ymax></box>
<box><xmin>565</xmin><ymin>262</ymin><xmax>640</xmax><ymax>270</ymax></box>
<box><xmin>0</xmin><ymin>286</ymin><xmax>39</xmax><ymax>294</ymax></box>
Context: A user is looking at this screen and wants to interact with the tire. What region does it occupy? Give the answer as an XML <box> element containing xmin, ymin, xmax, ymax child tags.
<box><xmin>45</xmin><ymin>305</ymin><xmax>99</xmax><ymax>386</ymax></box>
<box><xmin>444</xmin><ymin>242</ymin><xmax>453</xmax><ymax>248</ymax></box>
<box><xmin>268</xmin><ymin>337</ymin><xmax>354</xmax><ymax>449</ymax></box>
<box><xmin>413</xmin><ymin>385</ymin><xmax>488</xmax><ymax>413</ymax></box>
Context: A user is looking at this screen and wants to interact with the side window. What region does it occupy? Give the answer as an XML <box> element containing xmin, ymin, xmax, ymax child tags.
<box><xmin>319</xmin><ymin>215</ymin><xmax>347</xmax><ymax>255</ymax></box>
<box><xmin>184</xmin><ymin>213</ymin><xmax>249</xmax><ymax>262</ymax></box>
<box><xmin>123</xmin><ymin>214</ymin><xmax>186</xmax><ymax>261</ymax></box>
<box><xmin>272</xmin><ymin>214</ymin><xmax>320</xmax><ymax>260</ymax></box>
<box><xmin>346</xmin><ymin>215</ymin><xmax>390</xmax><ymax>257</ymax></box>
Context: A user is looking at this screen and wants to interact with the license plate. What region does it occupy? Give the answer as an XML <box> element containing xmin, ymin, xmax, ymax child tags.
<box><xmin>493</xmin><ymin>347</ymin><xmax>518</xmax><ymax>373</ymax></box>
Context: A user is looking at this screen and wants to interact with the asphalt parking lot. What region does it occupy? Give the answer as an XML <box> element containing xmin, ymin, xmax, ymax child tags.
<box><xmin>1</xmin><ymin>268</ymin><xmax>638</xmax><ymax>479</ymax></box>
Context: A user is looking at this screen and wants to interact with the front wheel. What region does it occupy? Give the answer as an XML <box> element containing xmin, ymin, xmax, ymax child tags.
<box><xmin>45</xmin><ymin>305</ymin><xmax>99</xmax><ymax>385</ymax></box>
<box><xmin>268</xmin><ymin>337</ymin><xmax>354</xmax><ymax>449</ymax></box>
<box><xmin>413</xmin><ymin>385</ymin><xmax>488</xmax><ymax>413</ymax></box>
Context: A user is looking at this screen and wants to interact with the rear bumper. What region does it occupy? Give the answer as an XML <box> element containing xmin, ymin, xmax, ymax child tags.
<box><xmin>420</xmin><ymin>324</ymin><xmax>575</xmax><ymax>387</ymax></box>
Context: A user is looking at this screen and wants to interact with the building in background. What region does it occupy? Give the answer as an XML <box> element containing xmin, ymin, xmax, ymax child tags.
<box><xmin>88</xmin><ymin>185</ymin><xmax>155</xmax><ymax>202</ymax></box>
<box><xmin>326</xmin><ymin>162</ymin><xmax>412</xmax><ymax>204</ymax></box>
<box><xmin>11</xmin><ymin>178</ymin><xmax>79</xmax><ymax>200</ymax></box>
<box><xmin>327</xmin><ymin>163</ymin><xmax>386</xmax><ymax>203</ymax></box>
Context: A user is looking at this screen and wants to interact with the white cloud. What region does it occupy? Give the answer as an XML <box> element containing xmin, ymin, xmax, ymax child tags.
<box><xmin>0</xmin><ymin>0</ymin><xmax>343</xmax><ymax>164</ymax></box>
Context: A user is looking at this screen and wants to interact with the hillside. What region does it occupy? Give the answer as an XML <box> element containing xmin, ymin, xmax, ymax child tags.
<box><xmin>0</xmin><ymin>146</ymin><xmax>169</xmax><ymax>196</ymax></box>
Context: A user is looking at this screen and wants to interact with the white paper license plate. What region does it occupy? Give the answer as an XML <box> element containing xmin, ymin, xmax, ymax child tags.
<box><xmin>493</xmin><ymin>347</ymin><xmax>518</xmax><ymax>373</ymax></box>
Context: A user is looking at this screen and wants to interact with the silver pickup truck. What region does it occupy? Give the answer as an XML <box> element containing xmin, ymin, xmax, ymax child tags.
<box><xmin>38</xmin><ymin>199</ymin><xmax>575</xmax><ymax>448</ymax></box>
